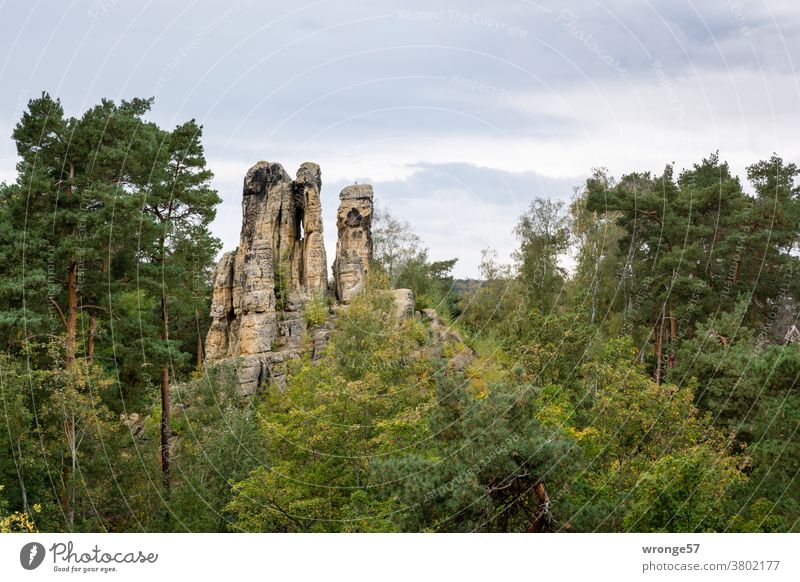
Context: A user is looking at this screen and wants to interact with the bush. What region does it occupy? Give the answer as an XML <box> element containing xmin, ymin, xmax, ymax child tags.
<box><xmin>304</xmin><ymin>296</ymin><xmax>329</xmax><ymax>328</ymax></box>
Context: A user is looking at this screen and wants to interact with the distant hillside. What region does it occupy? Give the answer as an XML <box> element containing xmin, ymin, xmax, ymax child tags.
<box><xmin>451</xmin><ymin>278</ymin><xmax>483</xmax><ymax>296</ymax></box>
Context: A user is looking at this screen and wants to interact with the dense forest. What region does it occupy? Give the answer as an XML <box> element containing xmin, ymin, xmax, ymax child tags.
<box><xmin>2</xmin><ymin>94</ymin><xmax>799</xmax><ymax>533</ymax></box>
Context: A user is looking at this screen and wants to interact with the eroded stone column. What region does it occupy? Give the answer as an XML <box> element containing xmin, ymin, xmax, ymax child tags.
<box><xmin>295</xmin><ymin>162</ymin><xmax>328</xmax><ymax>298</ymax></box>
<box><xmin>333</xmin><ymin>184</ymin><xmax>374</xmax><ymax>303</ymax></box>
<box><xmin>205</xmin><ymin>161</ymin><xmax>336</xmax><ymax>395</ymax></box>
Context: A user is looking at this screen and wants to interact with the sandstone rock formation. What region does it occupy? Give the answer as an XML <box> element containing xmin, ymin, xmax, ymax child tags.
<box><xmin>333</xmin><ymin>184</ymin><xmax>374</xmax><ymax>303</ymax></box>
<box><xmin>296</xmin><ymin>163</ymin><xmax>328</xmax><ymax>298</ymax></box>
<box><xmin>205</xmin><ymin>163</ymin><xmax>414</xmax><ymax>395</ymax></box>
<box><xmin>391</xmin><ymin>289</ymin><xmax>415</xmax><ymax>322</ymax></box>
<box><xmin>120</xmin><ymin>412</ymin><xmax>144</xmax><ymax>438</ymax></box>
<box><xmin>421</xmin><ymin>307</ymin><xmax>475</xmax><ymax>371</ymax></box>
<box><xmin>205</xmin><ymin>161</ymin><xmax>330</xmax><ymax>395</ymax></box>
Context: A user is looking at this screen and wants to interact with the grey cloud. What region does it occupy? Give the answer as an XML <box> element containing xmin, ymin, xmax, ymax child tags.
<box><xmin>1</xmin><ymin>0</ymin><xmax>798</xmax><ymax>276</ymax></box>
<box><xmin>211</xmin><ymin>160</ymin><xmax>583</xmax><ymax>279</ymax></box>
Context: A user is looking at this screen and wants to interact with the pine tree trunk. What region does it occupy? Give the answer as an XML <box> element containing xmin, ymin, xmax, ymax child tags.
<box><xmin>667</xmin><ymin>303</ymin><xmax>677</xmax><ymax>370</ymax></box>
<box><xmin>654</xmin><ymin>308</ymin><xmax>665</xmax><ymax>384</ymax></box>
<box><xmin>160</xmin><ymin>296</ymin><xmax>171</xmax><ymax>495</ymax></box>
<box><xmin>527</xmin><ymin>481</ymin><xmax>553</xmax><ymax>532</ymax></box>
<box><xmin>87</xmin><ymin>313</ymin><xmax>96</xmax><ymax>365</ymax></box>
<box><xmin>160</xmin><ymin>365</ymin><xmax>170</xmax><ymax>492</ymax></box>
<box><xmin>64</xmin><ymin>261</ymin><xmax>79</xmax><ymax>529</ymax></box>
<box><xmin>16</xmin><ymin>440</ymin><xmax>29</xmax><ymax>515</ymax></box>
<box><xmin>196</xmin><ymin>307</ymin><xmax>203</xmax><ymax>369</ymax></box>
<box><xmin>64</xmin><ymin>166</ymin><xmax>77</xmax><ymax>368</ymax></box>
<box><xmin>70</xmin><ymin>419</ymin><xmax>76</xmax><ymax>529</ymax></box>
<box><xmin>65</xmin><ymin>261</ymin><xmax>78</xmax><ymax>366</ymax></box>
<box><xmin>65</xmin><ymin>412</ymin><xmax>76</xmax><ymax>530</ymax></box>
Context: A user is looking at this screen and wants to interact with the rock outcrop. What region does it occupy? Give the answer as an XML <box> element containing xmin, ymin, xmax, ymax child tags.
<box><xmin>421</xmin><ymin>308</ymin><xmax>475</xmax><ymax>371</ymax></box>
<box><xmin>391</xmin><ymin>289</ymin><xmax>415</xmax><ymax>322</ymax></box>
<box><xmin>333</xmin><ymin>184</ymin><xmax>374</xmax><ymax>303</ymax></box>
<box><xmin>205</xmin><ymin>162</ymin><xmax>424</xmax><ymax>395</ymax></box>
<box><xmin>205</xmin><ymin>161</ymin><xmax>330</xmax><ymax>395</ymax></box>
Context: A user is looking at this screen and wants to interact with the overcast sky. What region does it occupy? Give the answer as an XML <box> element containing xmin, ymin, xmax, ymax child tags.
<box><xmin>1</xmin><ymin>0</ymin><xmax>798</xmax><ymax>277</ymax></box>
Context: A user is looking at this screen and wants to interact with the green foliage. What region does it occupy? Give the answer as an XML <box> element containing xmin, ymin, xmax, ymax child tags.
<box><xmin>0</xmin><ymin>485</ymin><xmax>39</xmax><ymax>532</ymax></box>
<box><xmin>371</xmin><ymin>207</ymin><xmax>459</xmax><ymax>317</ymax></box>
<box><xmin>740</xmin><ymin>394</ymin><xmax>800</xmax><ymax>531</ymax></box>
<box><xmin>563</xmin><ymin>337</ymin><xmax>743</xmax><ymax>531</ymax></box>
<box><xmin>458</xmin><ymin>249</ymin><xmax>527</xmax><ymax>337</ymax></box>
<box><xmin>0</xmin><ymin>354</ymin><xmax>54</xmax><ymax>530</ymax></box>
<box><xmin>0</xmin><ymin>93</ymin><xmax>220</xmax><ymax>531</ymax></box>
<box><xmin>227</xmin><ymin>285</ymin><xmax>434</xmax><ymax>531</ymax></box>
<box><xmin>0</xmin><ymin>93</ymin><xmax>219</xmax><ymax>384</ymax></box>
<box><xmin>378</xmin><ymin>373</ymin><xmax>577</xmax><ymax>532</ymax></box>
<box><xmin>0</xmin><ymin>348</ymin><xmax>123</xmax><ymax>531</ymax></box>
<box><xmin>584</xmin><ymin>153</ymin><xmax>800</xmax><ymax>379</ymax></box>
<box><xmin>513</xmin><ymin>197</ymin><xmax>571</xmax><ymax>314</ymax></box>
<box><xmin>304</xmin><ymin>295</ymin><xmax>329</xmax><ymax>328</ymax></box>
<box><xmin>2</xmin><ymin>105</ymin><xmax>799</xmax><ymax>535</ymax></box>
<box><xmin>164</xmin><ymin>368</ymin><xmax>268</xmax><ymax>532</ymax></box>
<box><xmin>623</xmin><ymin>446</ymin><xmax>744</xmax><ymax>532</ymax></box>
<box><xmin>568</xmin><ymin>174</ymin><xmax>626</xmax><ymax>329</ymax></box>
<box><xmin>273</xmin><ymin>255</ymin><xmax>290</xmax><ymax>311</ymax></box>
<box><xmin>673</xmin><ymin>298</ymin><xmax>762</xmax><ymax>428</ymax></box>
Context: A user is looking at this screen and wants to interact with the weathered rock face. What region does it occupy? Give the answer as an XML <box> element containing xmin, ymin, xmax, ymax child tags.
<box><xmin>205</xmin><ymin>161</ymin><xmax>330</xmax><ymax>395</ymax></box>
<box><xmin>204</xmin><ymin>161</ymin><xmax>472</xmax><ymax>396</ymax></box>
<box><xmin>333</xmin><ymin>184</ymin><xmax>374</xmax><ymax>303</ymax></box>
<box><xmin>296</xmin><ymin>163</ymin><xmax>328</xmax><ymax>298</ymax></box>
<box><xmin>391</xmin><ymin>289</ymin><xmax>415</xmax><ymax>322</ymax></box>
<box><xmin>421</xmin><ymin>308</ymin><xmax>475</xmax><ymax>371</ymax></box>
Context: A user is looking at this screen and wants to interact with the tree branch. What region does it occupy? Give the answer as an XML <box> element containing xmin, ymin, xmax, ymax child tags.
<box><xmin>49</xmin><ymin>297</ymin><xmax>67</xmax><ymax>331</ymax></box>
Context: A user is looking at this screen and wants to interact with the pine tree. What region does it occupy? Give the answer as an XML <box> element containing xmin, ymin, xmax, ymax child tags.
<box><xmin>136</xmin><ymin>119</ymin><xmax>220</xmax><ymax>501</ymax></box>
